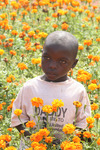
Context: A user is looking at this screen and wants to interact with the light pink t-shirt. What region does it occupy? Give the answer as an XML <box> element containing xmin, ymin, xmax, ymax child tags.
<box><xmin>11</xmin><ymin>76</ymin><xmax>91</xmax><ymax>130</ymax></box>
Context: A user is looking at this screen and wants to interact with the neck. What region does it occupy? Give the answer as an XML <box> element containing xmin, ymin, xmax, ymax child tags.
<box><xmin>41</xmin><ymin>74</ymin><xmax>68</xmax><ymax>82</ymax></box>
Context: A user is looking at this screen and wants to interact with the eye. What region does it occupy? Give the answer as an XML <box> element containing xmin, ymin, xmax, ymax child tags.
<box><xmin>43</xmin><ymin>56</ymin><xmax>50</xmax><ymax>60</ymax></box>
<box><xmin>59</xmin><ymin>60</ymin><xmax>67</xmax><ymax>64</ymax></box>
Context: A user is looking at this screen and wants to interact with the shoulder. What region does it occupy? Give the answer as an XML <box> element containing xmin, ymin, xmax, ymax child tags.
<box><xmin>23</xmin><ymin>76</ymin><xmax>40</xmax><ymax>88</ymax></box>
<box><xmin>70</xmin><ymin>78</ymin><xmax>86</xmax><ymax>92</ymax></box>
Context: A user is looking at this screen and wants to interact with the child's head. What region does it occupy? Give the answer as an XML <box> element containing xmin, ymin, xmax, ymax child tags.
<box><xmin>41</xmin><ymin>31</ymin><xmax>78</xmax><ymax>82</ymax></box>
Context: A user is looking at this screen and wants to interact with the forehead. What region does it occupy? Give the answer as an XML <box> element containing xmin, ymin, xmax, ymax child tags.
<box><xmin>43</xmin><ymin>43</ymin><xmax>74</xmax><ymax>60</ymax></box>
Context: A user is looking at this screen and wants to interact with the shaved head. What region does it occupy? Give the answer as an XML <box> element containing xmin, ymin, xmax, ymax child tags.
<box><xmin>43</xmin><ymin>31</ymin><xmax>78</xmax><ymax>59</ymax></box>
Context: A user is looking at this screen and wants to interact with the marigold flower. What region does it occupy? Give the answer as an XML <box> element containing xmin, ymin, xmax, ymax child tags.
<box><xmin>83</xmin><ymin>131</ymin><xmax>91</xmax><ymax>138</ymax></box>
<box><xmin>42</xmin><ymin>105</ymin><xmax>53</xmax><ymax>113</ymax></box>
<box><xmin>97</xmin><ymin>138</ymin><xmax>100</xmax><ymax>145</ymax></box>
<box><xmin>94</xmin><ymin>113</ymin><xmax>100</xmax><ymax>119</ymax></box>
<box><xmin>84</xmin><ymin>40</ymin><xmax>92</xmax><ymax>46</ymax></box>
<box><xmin>88</xmin><ymin>123</ymin><xmax>94</xmax><ymax>129</ymax></box>
<box><xmin>11</xmin><ymin>30</ymin><xmax>18</xmax><ymax>35</ymax></box>
<box><xmin>0</xmin><ymin>104</ymin><xmax>3</xmax><ymax>110</ymax></box>
<box><xmin>52</xmin><ymin>24</ymin><xmax>58</xmax><ymax>28</ymax></box>
<box><xmin>88</xmin><ymin>83</ymin><xmax>97</xmax><ymax>90</ymax></box>
<box><xmin>39</xmin><ymin>128</ymin><xmax>50</xmax><ymax>137</ymax></box>
<box><xmin>71</xmin><ymin>13</ymin><xmax>76</xmax><ymax>17</ymax></box>
<box><xmin>20</xmin><ymin>130</ymin><xmax>25</xmax><ymax>134</ymax></box>
<box><xmin>91</xmin><ymin>103</ymin><xmax>98</xmax><ymax>110</ymax></box>
<box><xmin>45</xmin><ymin>136</ymin><xmax>53</xmax><ymax>143</ymax></box>
<box><xmin>7</xmin><ymin>128</ymin><xmax>13</xmax><ymax>132</ymax></box>
<box><xmin>78</xmin><ymin>45</ymin><xmax>84</xmax><ymax>50</ymax></box>
<box><xmin>10</xmin><ymin>50</ymin><xmax>16</xmax><ymax>56</ymax></box>
<box><xmin>61</xmin><ymin>23</ymin><xmax>69</xmax><ymax>30</ymax></box>
<box><xmin>0</xmin><ymin>115</ymin><xmax>3</xmax><ymax>120</ymax></box>
<box><xmin>0</xmin><ymin>140</ymin><xmax>6</xmax><ymax>149</ymax></box>
<box><xmin>86</xmin><ymin>116</ymin><xmax>95</xmax><ymax>124</ymax></box>
<box><xmin>5</xmin><ymin>146</ymin><xmax>17</xmax><ymax>150</ymax></box>
<box><xmin>92</xmin><ymin>55</ymin><xmax>100</xmax><ymax>62</ymax></box>
<box><xmin>26</xmin><ymin>120</ymin><xmax>35</xmax><ymax>128</ymax></box>
<box><xmin>72</xmin><ymin>136</ymin><xmax>81</xmax><ymax>143</ymax></box>
<box><xmin>63</xmin><ymin>124</ymin><xmax>76</xmax><ymax>134</ymax></box>
<box><xmin>0</xmin><ymin>49</ymin><xmax>4</xmax><ymax>55</ymax></box>
<box><xmin>6</xmin><ymin>75</ymin><xmax>15</xmax><ymax>83</ymax></box>
<box><xmin>31</xmin><ymin>58</ymin><xmax>41</xmax><ymax>64</ymax></box>
<box><xmin>73</xmin><ymin>101</ymin><xmax>82</xmax><ymax>107</ymax></box>
<box><xmin>31</xmin><ymin>97</ymin><xmax>43</xmax><ymax>107</ymax></box>
<box><xmin>14</xmin><ymin>109</ymin><xmax>22</xmax><ymax>116</ymax></box>
<box><xmin>30</xmin><ymin>132</ymin><xmax>43</xmax><ymax>142</ymax></box>
<box><xmin>17</xmin><ymin>62</ymin><xmax>28</xmax><ymax>70</ymax></box>
<box><xmin>31</xmin><ymin>141</ymin><xmax>39</xmax><ymax>148</ymax></box>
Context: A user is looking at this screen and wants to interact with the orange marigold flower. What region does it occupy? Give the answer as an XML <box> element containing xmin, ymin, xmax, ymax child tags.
<box><xmin>61</xmin><ymin>23</ymin><xmax>69</xmax><ymax>30</ymax></box>
<box><xmin>86</xmin><ymin>116</ymin><xmax>95</xmax><ymax>124</ymax></box>
<box><xmin>28</xmin><ymin>31</ymin><xmax>35</xmax><ymax>38</ymax></box>
<box><xmin>31</xmin><ymin>141</ymin><xmax>39</xmax><ymax>148</ymax></box>
<box><xmin>0</xmin><ymin>115</ymin><xmax>3</xmax><ymax>120</ymax></box>
<box><xmin>7</xmin><ymin>128</ymin><xmax>12</xmax><ymax>132</ymax></box>
<box><xmin>31</xmin><ymin>97</ymin><xmax>43</xmax><ymax>107</ymax></box>
<box><xmin>20</xmin><ymin>130</ymin><xmax>25</xmax><ymax>134</ymax></box>
<box><xmin>14</xmin><ymin>109</ymin><xmax>22</xmax><ymax>116</ymax></box>
<box><xmin>84</xmin><ymin>40</ymin><xmax>92</xmax><ymax>46</ymax></box>
<box><xmin>73</xmin><ymin>101</ymin><xmax>82</xmax><ymax>107</ymax></box>
<box><xmin>92</xmin><ymin>55</ymin><xmax>100</xmax><ymax>62</ymax></box>
<box><xmin>11</xmin><ymin>30</ymin><xmax>18</xmax><ymax>35</ymax></box>
<box><xmin>10</xmin><ymin>50</ymin><xmax>16</xmax><ymax>56</ymax></box>
<box><xmin>26</xmin><ymin>120</ymin><xmax>35</xmax><ymax>128</ymax></box>
<box><xmin>0</xmin><ymin>49</ymin><xmax>4</xmax><ymax>55</ymax></box>
<box><xmin>63</xmin><ymin>124</ymin><xmax>76</xmax><ymax>134</ymax></box>
<box><xmin>91</xmin><ymin>103</ymin><xmax>98</xmax><ymax>110</ymax></box>
<box><xmin>83</xmin><ymin>131</ymin><xmax>91</xmax><ymax>138</ymax></box>
<box><xmin>23</xmin><ymin>25</ymin><xmax>30</xmax><ymax>31</ymax></box>
<box><xmin>78</xmin><ymin>45</ymin><xmax>84</xmax><ymax>50</ymax></box>
<box><xmin>88</xmin><ymin>123</ymin><xmax>94</xmax><ymax>129</ymax></box>
<box><xmin>6</xmin><ymin>75</ymin><xmax>15</xmax><ymax>83</ymax></box>
<box><xmin>88</xmin><ymin>83</ymin><xmax>97</xmax><ymax>90</ymax></box>
<box><xmin>42</xmin><ymin>105</ymin><xmax>53</xmax><ymax>114</ymax></box>
<box><xmin>52</xmin><ymin>24</ymin><xmax>58</xmax><ymax>28</ymax></box>
<box><xmin>94</xmin><ymin>113</ymin><xmax>100</xmax><ymax>119</ymax></box>
<box><xmin>17</xmin><ymin>62</ymin><xmax>28</xmax><ymax>70</ymax></box>
<box><xmin>96</xmin><ymin>38</ymin><xmax>100</xmax><ymax>42</ymax></box>
<box><xmin>31</xmin><ymin>58</ymin><xmax>41</xmax><ymax>64</ymax></box>
<box><xmin>97</xmin><ymin>138</ymin><xmax>100</xmax><ymax>145</ymax></box>
<box><xmin>71</xmin><ymin>13</ymin><xmax>76</xmax><ymax>17</ymax></box>
<box><xmin>39</xmin><ymin>128</ymin><xmax>50</xmax><ymax>137</ymax></box>
<box><xmin>0</xmin><ymin>140</ymin><xmax>6</xmax><ymax>149</ymax></box>
<box><xmin>30</xmin><ymin>132</ymin><xmax>43</xmax><ymax>142</ymax></box>
<box><xmin>72</xmin><ymin>136</ymin><xmax>80</xmax><ymax>143</ymax></box>
<box><xmin>45</xmin><ymin>136</ymin><xmax>53</xmax><ymax>143</ymax></box>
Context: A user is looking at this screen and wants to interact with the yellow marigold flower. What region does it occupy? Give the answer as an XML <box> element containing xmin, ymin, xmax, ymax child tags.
<box><xmin>88</xmin><ymin>83</ymin><xmax>97</xmax><ymax>90</ymax></box>
<box><xmin>97</xmin><ymin>138</ymin><xmax>100</xmax><ymax>145</ymax></box>
<box><xmin>86</xmin><ymin>117</ymin><xmax>95</xmax><ymax>124</ymax></box>
<box><xmin>25</xmin><ymin>148</ymin><xmax>33</xmax><ymax>150</ymax></box>
<box><xmin>38</xmin><ymin>32</ymin><xmax>48</xmax><ymax>38</ymax></box>
<box><xmin>52</xmin><ymin>99</ymin><xmax>64</xmax><ymax>112</ymax></box>
<box><xmin>42</xmin><ymin>105</ymin><xmax>53</xmax><ymax>113</ymax></box>
<box><xmin>63</xmin><ymin>124</ymin><xmax>76</xmax><ymax>134</ymax></box>
<box><xmin>84</xmin><ymin>40</ymin><xmax>92</xmax><ymax>46</ymax></box>
<box><xmin>0</xmin><ymin>49</ymin><xmax>4</xmax><ymax>55</ymax></box>
<box><xmin>74</xmin><ymin>142</ymin><xmax>83</xmax><ymax>149</ymax></box>
<box><xmin>91</xmin><ymin>103</ymin><xmax>98</xmax><ymax>110</ymax></box>
<box><xmin>45</xmin><ymin>136</ymin><xmax>53</xmax><ymax>143</ymax></box>
<box><xmin>31</xmin><ymin>58</ymin><xmax>41</xmax><ymax>64</ymax></box>
<box><xmin>72</xmin><ymin>136</ymin><xmax>81</xmax><ymax>143</ymax></box>
<box><xmin>94</xmin><ymin>113</ymin><xmax>100</xmax><ymax>119</ymax></box>
<box><xmin>26</xmin><ymin>120</ymin><xmax>35</xmax><ymax>128</ymax></box>
<box><xmin>5</xmin><ymin>146</ymin><xmax>17</xmax><ymax>150</ymax></box>
<box><xmin>14</xmin><ymin>109</ymin><xmax>22</xmax><ymax>116</ymax></box>
<box><xmin>0</xmin><ymin>140</ymin><xmax>6</xmax><ymax>149</ymax></box>
<box><xmin>83</xmin><ymin>131</ymin><xmax>91</xmax><ymax>138</ymax></box>
<box><xmin>73</xmin><ymin>101</ymin><xmax>82</xmax><ymax>107</ymax></box>
<box><xmin>31</xmin><ymin>97</ymin><xmax>43</xmax><ymax>107</ymax></box>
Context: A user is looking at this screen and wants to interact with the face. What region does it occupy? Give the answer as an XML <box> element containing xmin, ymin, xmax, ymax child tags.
<box><xmin>41</xmin><ymin>44</ymin><xmax>78</xmax><ymax>82</ymax></box>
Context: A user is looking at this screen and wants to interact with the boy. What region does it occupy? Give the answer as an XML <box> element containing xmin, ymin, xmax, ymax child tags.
<box><xmin>11</xmin><ymin>31</ymin><xmax>91</xmax><ymax>148</ymax></box>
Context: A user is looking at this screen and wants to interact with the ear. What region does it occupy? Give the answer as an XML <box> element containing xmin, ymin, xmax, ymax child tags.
<box><xmin>72</xmin><ymin>59</ymin><xmax>78</xmax><ymax>68</ymax></box>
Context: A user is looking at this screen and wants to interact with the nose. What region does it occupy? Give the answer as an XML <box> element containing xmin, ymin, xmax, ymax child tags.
<box><xmin>49</xmin><ymin>60</ymin><xmax>57</xmax><ymax>69</ymax></box>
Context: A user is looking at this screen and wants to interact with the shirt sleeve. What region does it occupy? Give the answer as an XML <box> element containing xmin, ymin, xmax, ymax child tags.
<box><xmin>11</xmin><ymin>86</ymin><xmax>30</xmax><ymax>127</ymax></box>
<box><xmin>76</xmin><ymin>88</ymin><xmax>91</xmax><ymax>129</ymax></box>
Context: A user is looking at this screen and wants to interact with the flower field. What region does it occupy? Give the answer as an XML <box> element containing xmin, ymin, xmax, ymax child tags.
<box><xmin>0</xmin><ymin>0</ymin><xmax>100</xmax><ymax>149</ymax></box>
